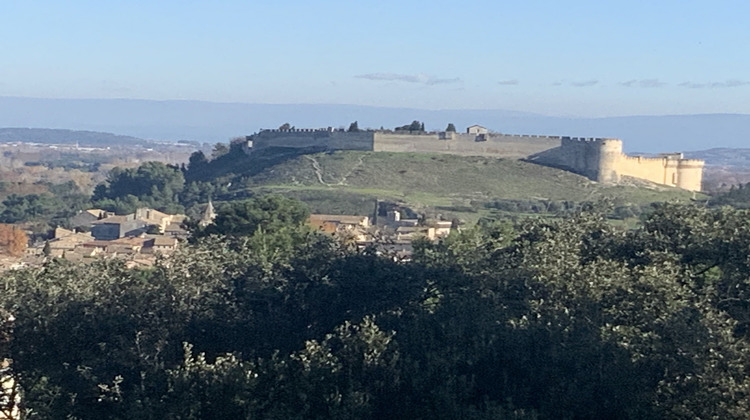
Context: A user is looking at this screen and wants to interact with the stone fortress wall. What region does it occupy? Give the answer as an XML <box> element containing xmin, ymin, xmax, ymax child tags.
<box><xmin>246</xmin><ymin>127</ymin><xmax>704</xmax><ymax>191</ymax></box>
<box><xmin>249</xmin><ymin>128</ymin><xmax>374</xmax><ymax>151</ymax></box>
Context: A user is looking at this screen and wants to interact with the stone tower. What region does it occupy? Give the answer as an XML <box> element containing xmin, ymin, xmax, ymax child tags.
<box><xmin>596</xmin><ymin>138</ymin><xmax>622</xmax><ymax>184</ymax></box>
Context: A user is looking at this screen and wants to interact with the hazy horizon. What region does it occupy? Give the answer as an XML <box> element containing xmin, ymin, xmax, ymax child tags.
<box><xmin>1</xmin><ymin>96</ymin><xmax>747</xmax><ymax>153</ymax></box>
<box><xmin>5</xmin><ymin>94</ymin><xmax>750</xmax><ymax>119</ymax></box>
<box><xmin>2</xmin><ymin>1</ymin><xmax>749</xmax><ymax>117</ymax></box>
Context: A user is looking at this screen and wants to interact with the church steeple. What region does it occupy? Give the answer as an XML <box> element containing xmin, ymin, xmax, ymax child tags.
<box><xmin>199</xmin><ymin>199</ymin><xmax>216</xmax><ymax>227</ymax></box>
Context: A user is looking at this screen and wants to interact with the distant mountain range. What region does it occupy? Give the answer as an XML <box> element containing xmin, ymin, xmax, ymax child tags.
<box><xmin>0</xmin><ymin>96</ymin><xmax>747</xmax><ymax>153</ymax></box>
<box><xmin>685</xmin><ymin>148</ymin><xmax>750</xmax><ymax>168</ymax></box>
<box><xmin>0</xmin><ymin>127</ymin><xmax>151</xmax><ymax>147</ymax></box>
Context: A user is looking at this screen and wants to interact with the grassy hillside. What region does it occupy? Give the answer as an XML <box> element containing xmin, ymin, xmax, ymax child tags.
<box><xmin>225</xmin><ymin>150</ymin><xmax>699</xmax><ymax>223</ymax></box>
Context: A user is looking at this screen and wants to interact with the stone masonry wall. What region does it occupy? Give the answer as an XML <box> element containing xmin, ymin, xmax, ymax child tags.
<box><xmin>373</xmin><ymin>132</ymin><xmax>562</xmax><ymax>158</ymax></box>
<box><xmin>250</xmin><ymin>129</ymin><xmax>374</xmax><ymax>151</ymax></box>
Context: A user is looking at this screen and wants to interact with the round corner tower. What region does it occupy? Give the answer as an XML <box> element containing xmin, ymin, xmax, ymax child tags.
<box><xmin>597</xmin><ymin>138</ymin><xmax>622</xmax><ymax>184</ymax></box>
<box><xmin>676</xmin><ymin>159</ymin><xmax>705</xmax><ymax>191</ymax></box>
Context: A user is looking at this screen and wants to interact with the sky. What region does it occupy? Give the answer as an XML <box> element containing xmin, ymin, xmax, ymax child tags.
<box><xmin>1</xmin><ymin>0</ymin><xmax>748</xmax><ymax>117</ymax></box>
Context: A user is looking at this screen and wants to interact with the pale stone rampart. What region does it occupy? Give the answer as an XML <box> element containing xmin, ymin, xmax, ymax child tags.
<box><xmin>608</xmin><ymin>153</ymin><xmax>703</xmax><ymax>191</ymax></box>
<box><xmin>617</xmin><ymin>155</ymin><xmax>678</xmax><ymax>186</ymax></box>
<box><xmin>373</xmin><ymin>132</ymin><xmax>561</xmax><ymax>158</ymax></box>
<box><xmin>529</xmin><ymin>137</ymin><xmax>703</xmax><ymax>191</ymax></box>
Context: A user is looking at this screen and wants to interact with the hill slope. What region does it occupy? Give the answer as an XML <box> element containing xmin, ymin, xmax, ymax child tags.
<box><xmin>227</xmin><ymin>151</ymin><xmax>699</xmax><ymax>221</ymax></box>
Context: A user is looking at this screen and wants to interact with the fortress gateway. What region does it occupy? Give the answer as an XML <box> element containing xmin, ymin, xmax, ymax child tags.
<box><xmin>244</xmin><ymin>126</ymin><xmax>704</xmax><ymax>191</ymax></box>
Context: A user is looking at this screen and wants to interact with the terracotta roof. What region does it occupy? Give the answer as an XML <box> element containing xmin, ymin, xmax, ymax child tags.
<box><xmin>112</xmin><ymin>237</ymin><xmax>150</xmax><ymax>246</ymax></box>
<box><xmin>153</xmin><ymin>236</ymin><xmax>178</xmax><ymax>246</ymax></box>
<box><xmin>165</xmin><ymin>222</ymin><xmax>186</xmax><ymax>232</ymax></box>
<box><xmin>52</xmin><ymin>230</ymin><xmax>93</xmax><ymax>243</ymax></box>
<box><xmin>309</xmin><ymin>214</ymin><xmax>369</xmax><ymax>225</ymax></box>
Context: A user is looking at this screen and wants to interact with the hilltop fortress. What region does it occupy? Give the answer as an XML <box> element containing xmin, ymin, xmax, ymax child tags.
<box><xmin>244</xmin><ymin>125</ymin><xmax>704</xmax><ymax>191</ymax></box>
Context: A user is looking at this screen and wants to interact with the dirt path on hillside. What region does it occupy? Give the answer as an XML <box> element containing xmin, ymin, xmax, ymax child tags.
<box><xmin>337</xmin><ymin>154</ymin><xmax>366</xmax><ymax>185</ymax></box>
<box><xmin>305</xmin><ymin>154</ymin><xmax>367</xmax><ymax>186</ymax></box>
<box><xmin>304</xmin><ymin>155</ymin><xmax>330</xmax><ymax>186</ymax></box>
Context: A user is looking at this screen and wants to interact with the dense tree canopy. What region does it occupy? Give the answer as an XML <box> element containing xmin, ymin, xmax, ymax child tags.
<box><xmin>395</xmin><ymin>120</ymin><xmax>425</xmax><ymax>132</ymax></box>
<box><xmin>194</xmin><ymin>194</ymin><xmax>310</xmax><ymax>238</ymax></box>
<box><xmin>711</xmin><ymin>182</ymin><xmax>750</xmax><ymax>208</ymax></box>
<box><xmin>4</xmin><ymin>202</ymin><xmax>750</xmax><ymax>418</ymax></box>
<box><xmin>92</xmin><ymin>161</ymin><xmax>185</xmax><ymax>214</ymax></box>
<box><xmin>0</xmin><ymin>184</ymin><xmax>88</xmax><ymax>229</ymax></box>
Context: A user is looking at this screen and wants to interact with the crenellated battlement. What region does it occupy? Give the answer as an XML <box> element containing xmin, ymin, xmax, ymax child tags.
<box><xmin>244</xmin><ymin>125</ymin><xmax>704</xmax><ymax>191</ymax></box>
<box><xmin>677</xmin><ymin>159</ymin><xmax>706</xmax><ymax>165</ymax></box>
<box><xmin>562</xmin><ymin>136</ymin><xmax>605</xmax><ymax>143</ymax></box>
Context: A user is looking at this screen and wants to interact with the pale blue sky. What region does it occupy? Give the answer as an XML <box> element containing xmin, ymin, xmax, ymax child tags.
<box><xmin>1</xmin><ymin>0</ymin><xmax>748</xmax><ymax>116</ymax></box>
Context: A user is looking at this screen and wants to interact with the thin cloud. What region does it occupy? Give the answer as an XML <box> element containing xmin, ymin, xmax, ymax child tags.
<box><xmin>679</xmin><ymin>79</ymin><xmax>750</xmax><ymax>89</ymax></box>
<box><xmin>621</xmin><ymin>79</ymin><xmax>666</xmax><ymax>88</ymax></box>
<box><xmin>355</xmin><ymin>73</ymin><xmax>461</xmax><ymax>85</ymax></box>
<box><xmin>640</xmin><ymin>79</ymin><xmax>666</xmax><ymax>88</ymax></box>
<box><xmin>497</xmin><ymin>79</ymin><xmax>519</xmax><ymax>85</ymax></box>
<box><xmin>570</xmin><ymin>80</ymin><xmax>598</xmax><ymax>87</ymax></box>
<box><xmin>679</xmin><ymin>81</ymin><xmax>708</xmax><ymax>89</ymax></box>
<box><xmin>717</xmin><ymin>79</ymin><xmax>750</xmax><ymax>87</ymax></box>
<box><xmin>426</xmin><ymin>77</ymin><xmax>461</xmax><ymax>85</ymax></box>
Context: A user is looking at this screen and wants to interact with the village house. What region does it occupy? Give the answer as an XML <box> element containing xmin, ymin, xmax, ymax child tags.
<box><xmin>44</xmin><ymin>227</ymin><xmax>95</xmax><ymax>257</ymax></box>
<box><xmin>466</xmin><ymin>124</ymin><xmax>489</xmax><ymax>135</ymax></box>
<box><xmin>394</xmin><ymin>223</ymin><xmax>450</xmax><ymax>242</ymax></box>
<box><xmin>135</xmin><ymin>208</ymin><xmax>185</xmax><ymax>233</ymax></box>
<box><xmin>384</xmin><ymin>210</ymin><xmax>418</xmax><ymax>228</ymax></box>
<box><xmin>308</xmin><ymin>214</ymin><xmax>371</xmax><ymax>242</ymax></box>
<box><xmin>144</xmin><ymin>236</ymin><xmax>179</xmax><ymax>254</ymax></box>
<box><xmin>79</xmin><ymin>235</ymin><xmax>179</xmax><ymax>257</ymax></box>
<box><xmin>309</xmin><ymin>214</ymin><xmax>370</xmax><ymax>231</ymax></box>
<box><xmin>308</xmin><ymin>214</ymin><xmax>370</xmax><ymax>236</ymax></box>
<box><xmin>68</xmin><ymin>209</ymin><xmax>110</xmax><ymax>229</ymax></box>
<box><xmin>429</xmin><ymin>220</ymin><xmax>453</xmax><ymax>238</ymax></box>
<box><xmin>90</xmin><ymin>214</ymin><xmax>148</xmax><ymax>241</ymax></box>
<box><xmin>61</xmin><ymin>246</ymin><xmax>100</xmax><ymax>262</ymax></box>
<box><xmin>164</xmin><ymin>221</ymin><xmax>189</xmax><ymax>239</ymax></box>
<box><xmin>87</xmin><ymin>208</ymin><xmax>187</xmax><ymax>241</ymax></box>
